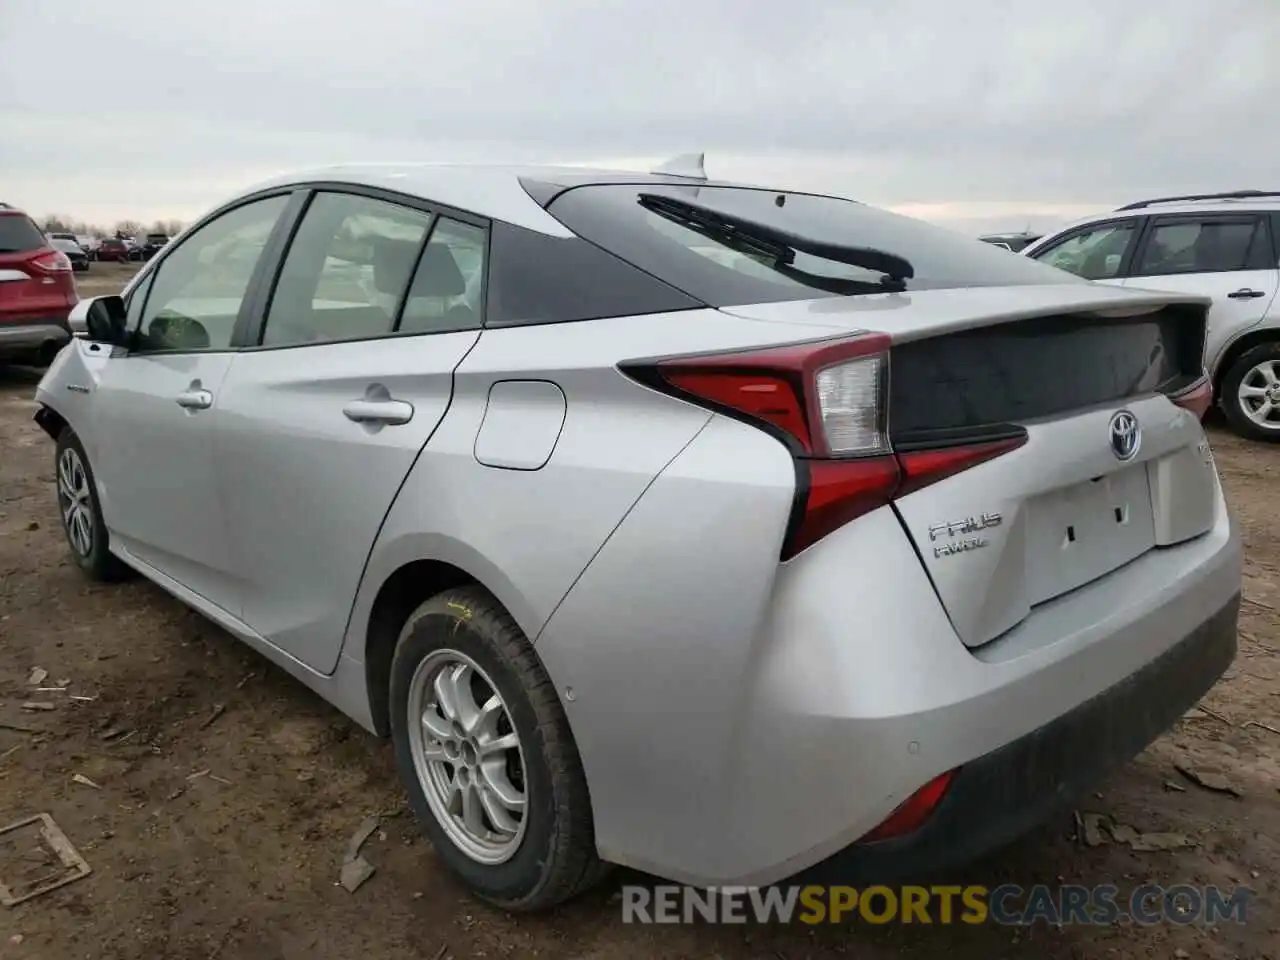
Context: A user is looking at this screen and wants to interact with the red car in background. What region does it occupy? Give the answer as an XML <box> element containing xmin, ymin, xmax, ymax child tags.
<box><xmin>0</xmin><ymin>202</ymin><xmax>76</xmax><ymax>365</ymax></box>
<box><xmin>96</xmin><ymin>237</ymin><xmax>130</xmax><ymax>263</ymax></box>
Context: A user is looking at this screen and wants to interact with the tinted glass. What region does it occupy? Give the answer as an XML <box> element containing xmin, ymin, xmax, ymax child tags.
<box><xmin>135</xmin><ymin>194</ymin><xmax>287</xmax><ymax>351</ymax></box>
<box><xmin>398</xmin><ymin>217</ymin><xmax>486</xmax><ymax>334</ymax></box>
<box><xmin>1031</xmin><ymin>222</ymin><xmax>1136</xmax><ymax>280</ymax></box>
<box><xmin>0</xmin><ymin>214</ymin><xmax>48</xmax><ymax>253</ymax></box>
<box><xmin>1135</xmin><ymin>219</ymin><xmax>1265</xmax><ymax>276</ymax></box>
<box><xmin>545</xmin><ymin>184</ymin><xmax>1080</xmax><ymax>308</ymax></box>
<box><xmin>261</xmin><ymin>192</ymin><xmax>433</xmax><ymax>347</ymax></box>
<box><xmin>485</xmin><ymin>220</ymin><xmax>700</xmax><ymax>327</ymax></box>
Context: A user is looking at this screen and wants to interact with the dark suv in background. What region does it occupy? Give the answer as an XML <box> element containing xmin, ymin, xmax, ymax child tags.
<box><xmin>0</xmin><ymin>203</ymin><xmax>76</xmax><ymax>365</ymax></box>
<box><xmin>133</xmin><ymin>233</ymin><xmax>170</xmax><ymax>260</ymax></box>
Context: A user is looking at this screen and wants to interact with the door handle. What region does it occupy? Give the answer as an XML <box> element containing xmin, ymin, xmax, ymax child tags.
<box><xmin>175</xmin><ymin>389</ymin><xmax>213</xmax><ymax>410</ymax></box>
<box><xmin>1227</xmin><ymin>288</ymin><xmax>1266</xmax><ymax>300</ymax></box>
<box><xmin>343</xmin><ymin>398</ymin><xmax>414</xmax><ymax>425</ymax></box>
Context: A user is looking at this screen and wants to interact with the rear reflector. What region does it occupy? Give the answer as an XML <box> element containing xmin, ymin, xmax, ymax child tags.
<box><xmin>621</xmin><ymin>333</ymin><xmax>1027</xmax><ymax>559</ymax></box>
<box><xmin>858</xmin><ymin>770</ymin><xmax>956</xmax><ymax>844</ymax></box>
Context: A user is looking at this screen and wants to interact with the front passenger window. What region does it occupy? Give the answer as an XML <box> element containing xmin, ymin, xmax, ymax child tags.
<box><xmin>1032</xmin><ymin>222</ymin><xmax>1136</xmax><ymax>280</ymax></box>
<box><xmin>135</xmin><ymin>194</ymin><xmax>288</xmax><ymax>352</ymax></box>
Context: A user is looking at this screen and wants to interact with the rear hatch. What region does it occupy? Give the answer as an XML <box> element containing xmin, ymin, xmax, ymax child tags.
<box><xmin>723</xmin><ymin>285</ymin><xmax>1217</xmax><ymax>648</ymax></box>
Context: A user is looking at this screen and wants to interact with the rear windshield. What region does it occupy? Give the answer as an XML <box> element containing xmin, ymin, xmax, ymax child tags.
<box><xmin>0</xmin><ymin>213</ymin><xmax>48</xmax><ymax>253</ymax></box>
<box><xmin>544</xmin><ymin>184</ymin><xmax>1081</xmax><ymax>307</ymax></box>
<box><xmin>146</xmin><ymin>234</ymin><xmax>168</xmax><ymax>242</ymax></box>
<box><xmin>50</xmin><ymin>238</ymin><xmax>82</xmax><ymax>253</ymax></box>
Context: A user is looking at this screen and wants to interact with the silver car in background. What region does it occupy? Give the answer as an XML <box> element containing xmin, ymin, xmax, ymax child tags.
<box><xmin>33</xmin><ymin>160</ymin><xmax>1240</xmax><ymax>910</ymax></box>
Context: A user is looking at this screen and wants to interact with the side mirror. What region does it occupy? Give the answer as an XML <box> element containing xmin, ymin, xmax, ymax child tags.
<box><xmin>72</xmin><ymin>295</ymin><xmax>129</xmax><ymax>345</ymax></box>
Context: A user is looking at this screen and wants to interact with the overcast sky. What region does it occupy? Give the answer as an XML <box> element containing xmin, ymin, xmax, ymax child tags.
<box><xmin>2</xmin><ymin>0</ymin><xmax>1277</xmax><ymax>235</ymax></box>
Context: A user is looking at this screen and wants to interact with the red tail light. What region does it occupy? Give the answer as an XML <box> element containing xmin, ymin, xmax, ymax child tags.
<box><xmin>1171</xmin><ymin>375</ymin><xmax>1212</xmax><ymax>421</ymax></box>
<box><xmin>27</xmin><ymin>250</ymin><xmax>73</xmax><ymax>275</ymax></box>
<box><xmin>858</xmin><ymin>770</ymin><xmax>955</xmax><ymax>843</ymax></box>
<box><xmin>621</xmin><ymin>333</ymin><xmax>1027</xmax><ymax>559</ymax></box>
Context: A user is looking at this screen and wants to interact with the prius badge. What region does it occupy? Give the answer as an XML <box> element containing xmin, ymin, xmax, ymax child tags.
<box><xmin>927</xmin><ymin>511</ymin><xmax>1002</xmax><ymax>559</ymax></box>
<box><xmin>1109</xmin><ymin>409</ymin><xmax>1140</xmax><ymax>462</ymax></box>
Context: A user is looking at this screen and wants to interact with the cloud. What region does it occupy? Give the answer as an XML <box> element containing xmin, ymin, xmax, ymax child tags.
<box><xmin>2</xmin><ymin>0</ymin><xmax>1277</xmax><ymax>231</ymax></box>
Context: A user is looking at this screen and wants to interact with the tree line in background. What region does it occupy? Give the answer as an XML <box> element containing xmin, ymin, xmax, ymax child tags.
<box><xmin>38</xmin><ymin>215</ymin><xmax>186</xmax><ymax>239</ymax></box>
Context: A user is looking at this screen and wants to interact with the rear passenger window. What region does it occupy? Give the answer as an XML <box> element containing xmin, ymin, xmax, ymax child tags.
<box><xmin>261</xmin><ymin>192</ymin><xmax>432</xmax><ymax>347</ymax></box>
<box><xmin>398</xmin><ymin>218</ymin><xmax>486</xmax><ymax>334</ymax></box>
<box><xmin>1134</xmin><ymin>218</ymin><xmax>1270</xmax><ymax>277</ymax></box>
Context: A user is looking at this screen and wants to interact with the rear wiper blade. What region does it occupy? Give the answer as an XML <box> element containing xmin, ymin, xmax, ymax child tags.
<box><xmin>637</xmin><ymin>193</ymin><xmax>915</xmax><ymax>291</ymax></box>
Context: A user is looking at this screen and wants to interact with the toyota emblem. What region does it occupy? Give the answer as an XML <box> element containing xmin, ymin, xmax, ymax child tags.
<box><xmin>1109</xmin><ymin>410</ymin><xmax>1140</xmax><ymax>462</ymax></box>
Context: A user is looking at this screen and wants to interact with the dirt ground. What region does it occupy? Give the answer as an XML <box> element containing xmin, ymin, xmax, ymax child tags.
<box><xmin>0</xmin><ymin>271</ymin><xmax>1276</xmax><ymax>958</ymax></box>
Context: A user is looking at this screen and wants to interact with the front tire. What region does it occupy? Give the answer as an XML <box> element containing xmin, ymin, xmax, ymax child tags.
<box><xmin>1220</xmin><ymin>342</ymin><xmax>1280</xmax><ymax>442</ymax></box>
<box><xmin>54</xmin><ymin>428</ymin><xmax>132</xmax><ymax>581</ymax></box>
<box><xmin>389</xmin><ymin>586</ymin><xmax>607</xmax><ymax>911</ymax></box>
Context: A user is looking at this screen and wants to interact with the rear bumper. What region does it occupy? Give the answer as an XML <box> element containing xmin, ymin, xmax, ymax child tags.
<box><xmin>716</xmin><ymin>486</ymin><xmax>1241</xmax><ymax>888</ymax></box>
<box><xmin>0</xmin><ymin>319</ymin><xmax>71</xmax><ymax>359</ymax></box>
<box><xmin>803</xmin><ymin>592</ymin><xmax>1239</xmax><ymax>884</ymax></box>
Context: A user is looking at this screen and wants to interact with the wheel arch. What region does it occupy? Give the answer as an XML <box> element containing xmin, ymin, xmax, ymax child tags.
<box><xmin>363</xmin><ymin>558</ymin><xmax>478</xmax><ymax>736</ymax></box>
<box><xmin>33</xmin><ymin>403</ymin><xmax>69</xmax><ymax>441</ymax></box>
<box><xmin>1212</xmin><ymin>324</ymin><xmax>1280</xmax><ymax>400</ymax></box>
<box><xmin>360</xmin><ymin>551</ymin><xmax>565</xmax><ymax>738</ymax></box>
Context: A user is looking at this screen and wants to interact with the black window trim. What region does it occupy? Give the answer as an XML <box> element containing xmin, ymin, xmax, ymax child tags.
<box><xmin>1027</xmin><ymin>215</ymin><xmax>1147</xmax><ymax>279</ymax></box>
<box><xmin>233</xmin><ymin>181</ymin><xmax>492</xmax><ymax>352</ymax></box>
<box><xmin>125</xmin><ymin>187</ymin><xmax>306</xmax><ymax>357</ymax></box>
<box><xmin>1129</xmin><ymin>211</ymin><xmax>1277</xmax><ymax>279</ymax></box>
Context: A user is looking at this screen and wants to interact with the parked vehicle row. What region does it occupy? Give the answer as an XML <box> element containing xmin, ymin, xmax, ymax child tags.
<box><xmin>33</xmin><ymin>161</ymin><xmax>1238</xmax><ymax>911</ymax></box>
<box><xmin>1019</xmin><ymin>190</ymin><xmax>1280</xmax><ymax>442</ymax></box>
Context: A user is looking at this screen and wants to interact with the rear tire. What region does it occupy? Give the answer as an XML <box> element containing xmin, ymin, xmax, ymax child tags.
<box><xmin>54</xmin><ymin>428</ymin><xmax>132</xmax><ymax>582</ymax></box>
<box><xmin>1220</xmin><ymin>341</ymin><xmax>1280</xmax><ymax>442</ymax></box>
<box><xmin>389</xmin><ymin>585</ymin><xmax>608</xmax><ymax>911</ymax></box>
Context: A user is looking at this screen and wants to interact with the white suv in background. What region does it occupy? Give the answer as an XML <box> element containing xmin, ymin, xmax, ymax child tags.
<box><xmin>1022</xmin><ymin>191</ymin><xmax>1280</xmax><ymax>442</ymax></box>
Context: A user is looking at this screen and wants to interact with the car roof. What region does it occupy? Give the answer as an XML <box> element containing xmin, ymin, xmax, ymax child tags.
<box><xmin>242</xmin><ymin>162</ymin><xmax>775</xmax><ymax>236</ymax></box>
<box><xmin>1116</xmin><ymin>198</ymin><xmax>1280</xmax><ymax>217</ymax></box>
<box><xmin>1050</xmin><ymin>195</ymin><xmax>1280</xmax><ymax>235</ymax></box>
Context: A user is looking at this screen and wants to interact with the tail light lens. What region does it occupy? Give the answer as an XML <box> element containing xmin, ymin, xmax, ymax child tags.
<box><xmin>28</xmin><ymin>250</ymin><xmax>73</xmax><ymax>275</ymax></box>
<box><xmin>1171</xmin><ymin>375</ymin><xmax>1212</xmax><ymax>420</ymax></box>
<box><xmin>623</xmin><ymin>333</ymin><xmax>1026</xmax><ymax>559</ymax></box>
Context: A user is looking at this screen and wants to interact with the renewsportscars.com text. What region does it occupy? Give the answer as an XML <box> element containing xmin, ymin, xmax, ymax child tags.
<box><xmin>621</xmin><ymin>883</ymin><xmax>1253</xmax><ymax>926</ymax></box>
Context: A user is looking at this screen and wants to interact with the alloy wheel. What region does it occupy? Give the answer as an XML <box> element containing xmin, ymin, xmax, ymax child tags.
<box><xmin>57</xmin><ymin>447</ymin><xmax>93</xmax><ymax>557</ymax></box>
<box><xmin>1237</xmin><ymin>359</ymin><xmax>1280</xmax><ymax>430</ymax></box>
<box><xmin>406</xmin><ymin>649</ymin><xmax>528</xmax><ymax>864</ymax></box>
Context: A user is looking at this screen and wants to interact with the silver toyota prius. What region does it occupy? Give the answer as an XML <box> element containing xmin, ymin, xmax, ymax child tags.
<box><xmin>33</xmin><ymin>159</ymin><xmax>1240</xmax><ymax>911</ymax></box>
